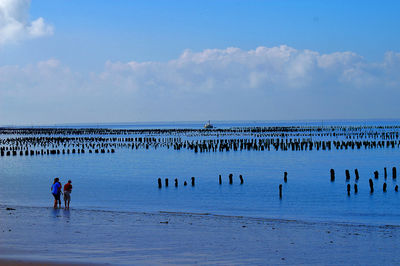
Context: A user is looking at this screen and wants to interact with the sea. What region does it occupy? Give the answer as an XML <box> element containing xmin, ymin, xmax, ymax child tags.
<box><xmin>1</xmin><ymin>119</ymin><xmax>400</xmax><ymax>226</ymax></box>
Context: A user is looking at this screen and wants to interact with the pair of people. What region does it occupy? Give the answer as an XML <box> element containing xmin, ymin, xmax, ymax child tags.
<box><xmin>51</xmin><ymin>178</ymin><xmax>73</xmax><ymax>209</ymax></box>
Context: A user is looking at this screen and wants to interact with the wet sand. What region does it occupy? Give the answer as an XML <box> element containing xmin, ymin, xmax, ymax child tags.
<box><xmin>0</xmin><ymin>259</ymin><xmax>86</xmax><ymax>265</ymax></box>
<box><xmin>1</xmin><ymin>205</ymin><xmax>399</xmax><ymax>265</ymax></box>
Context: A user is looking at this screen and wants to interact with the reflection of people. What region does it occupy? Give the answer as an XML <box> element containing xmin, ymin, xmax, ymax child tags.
<box><xmin>51</xmin><ymin>178</ymin><xmax>62</xmax><ymax>208</ymax></box>
<box><xmin>63</xmin><ymin>180</ymin><xmax>73</xmax><ymax>209</ymax></box>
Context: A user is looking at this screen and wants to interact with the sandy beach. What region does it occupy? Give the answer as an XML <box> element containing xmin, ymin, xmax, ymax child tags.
<box><xmin>1</xmin><ymin>205</ymin><xmax>399</xmax><ymax>265</ymax></box>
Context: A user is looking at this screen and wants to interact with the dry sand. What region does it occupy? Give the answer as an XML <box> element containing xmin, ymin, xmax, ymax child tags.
<box><xmin>0</xmin><ymin>205</ymin><xmax>399</xmax><ymax>265</ymax></box>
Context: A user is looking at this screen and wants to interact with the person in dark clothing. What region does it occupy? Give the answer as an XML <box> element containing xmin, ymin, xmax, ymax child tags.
<box><xmin>51</xmin><ymin>178</ymin><xmax>62</xmax><ymax>208</ymax></box>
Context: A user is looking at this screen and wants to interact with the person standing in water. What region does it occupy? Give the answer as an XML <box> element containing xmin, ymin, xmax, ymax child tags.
<box><xmin>51</xmin><ymin>178</ymin><xmax>62</xmax><ymax>208</ymax></box>
<box><xmin>63</xmin><ymin>180</ymin><xmax>72</xmax><ymax>209</ymax></box>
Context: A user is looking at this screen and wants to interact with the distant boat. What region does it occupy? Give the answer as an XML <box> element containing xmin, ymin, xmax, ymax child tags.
<box><xmin>204</xmin><ymin>120</ymin><xmax>214</xmax><ymax>129</ymax></box>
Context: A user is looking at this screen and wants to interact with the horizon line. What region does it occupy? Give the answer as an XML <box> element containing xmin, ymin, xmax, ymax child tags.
<box><xmin>2</xmin><ymin>118</ymin><xmax>400</xmax><ymax>128</ymax></box>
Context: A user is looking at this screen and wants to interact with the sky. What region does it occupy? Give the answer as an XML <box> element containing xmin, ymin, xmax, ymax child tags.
<box><xmin>0</xmin><ymin>0</ymin><xmax>399</xmax><ymax>125</ymax></box>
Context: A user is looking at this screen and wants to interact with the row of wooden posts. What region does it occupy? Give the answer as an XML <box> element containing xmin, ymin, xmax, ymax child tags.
<box><xmin>346</xmin><ymin>181</ymin><xmax>399</xmax><ymax>194</ymax></box>
<box><xmin>156</xmin><ymin>168</ymin><xmax>398</xmax><ymax>197</ymax></box>
<box><xmin>157</xmin><ymin>174</ymin><xmax>247</xmax><ymax>188</ymax></box>
<box><xmin>158</xmin><ymin>177</ymin><xmax>195</xmax><ymax>188</ymax></box>
<box><xmin>156</xmin><ymin>172</ymin><xmax>291</xmax><ymax>200</ymax></box>
<box><xmin>330</xmin><ymin>167</ymin><xmax>397</xmax><ymax>181</ymax></box>
<box><xmin>2</xmin><ymin>125</ymin><xmax>399</xmax><ymax>136</ymax></box>
<box><xmin>330</xmin><ymin>167</ymin><xmax>398</xmax><ymax>194</ymax></box>
<box><xmin>2</xmin><ymin>126</ymin><xmax>400</xmax><ymax>156</ymax></box>
<box><xmin>0</xmin><ymin>148</ymin><xmax>115</xmax><ymax>156</ymax></box>
<box><xmin>4</xmin><ymin>137</ymin><xmax>400</xmax><ymax>155</ymax></box>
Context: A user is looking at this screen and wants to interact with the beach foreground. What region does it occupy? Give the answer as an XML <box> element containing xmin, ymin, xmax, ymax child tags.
<box><xmin>0</xmin><ymin>206</ymin><xmax>399</xmax><ymax>265</ymax></box>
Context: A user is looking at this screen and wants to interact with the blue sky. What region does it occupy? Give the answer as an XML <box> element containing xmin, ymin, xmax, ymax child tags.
<box><xmin>4</xmin><ymin>0</ymin><xmax>399</xmax><ymax>68</ymax></box>
<box><xmin>0</xmin><ymin>0</ymin><xmax>399</xmax><ymax>125</ymax></box>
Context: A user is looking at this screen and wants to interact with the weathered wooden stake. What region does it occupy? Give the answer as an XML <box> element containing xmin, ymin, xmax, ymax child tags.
<box><xmin>374</xmin><ymin>171</ymin><xmax>379</xmax><ymax>179</ymax></box>
<box><xmin>191</xmin><ymin>177</ymin><xmax>195</xmax><ymax>186</ymax></box>
<box><xmin>383</xmin><ymin>182</ymin><xmax>387</xmax><ymax>192</ymax></box>
<box><xmin>239</xmin><ymin>175</ymin><xmax>244</xmax><ymax>184</ymax></box>
<box><xmin>369</xmin><ymin>178</ymin><xmax>374</xmax><ymax>193</ymax></box>
<box><xmin>158</xmin><ymin>178</ymin><xmax>162</xmax><ymax>188</ymax></box>
<box><xmin>279</xmin><ymin>184</ymin><xmax>282</xmax><ymax>198</ymax></box>
<box><xmin>347</xmin><ymin>184</ymin><xmax>351</xmax><ymax>195</ymax></box>
<box><xmin>175</xmin><ymin>178</ymin><xmax>178</xmax><ymax>187</ymax></box>
<box><xmin>229</xmin><ymin>174</ymin><xmax>233</xmax><ymax>184</ymax></box>
<box><xmin>384</xmin><ymin>167</ymin><xmax>387</xmax><ymax>179</ymax></box>
<box><xmin>355</xmin><ymin>169</ymin><xmax>359</xmax><ymax>181</ymax></box>
<box><xmin>219</xmin><ymin>175</ymin><xmax>222</xmax><ymax>185</ymax></box>
<box><xmin>345</xmin><ymin>170</ymin><xmax>350</xmax><ymax>181</ymax></box>
<box><xmin>393</xmin><ymin>167</ymin><xmax>397</xmax><ymax>179</ymax></box>
<box><xmin>284</xmin><ymin>172</ymin><xmax>288</xmax><ymax>183</ymax></box>
<box><xmin>354</xmin><ymin>184</ymin><xmax>358</xmax><ymax>193</ymax></box>
<box><xmin>330</xmin><ymin>169</ymin><xmax>335</xmax><ymax>182</ymax></box>
<box><xmin>165</xmin><ymin>178</ymin><xmax>169</xmax><ymax>187</ymax></box>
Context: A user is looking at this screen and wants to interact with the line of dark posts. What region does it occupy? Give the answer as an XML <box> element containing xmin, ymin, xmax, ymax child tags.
<box><xmin>1</xmin><ymin>126</ymin><xmax>399</xmax><ymax>198</ymax></box>
<box><xmin>331</xmin><ymin>167</ymin><xmax>398</xmax><ymax>195</ymax></box>
<box><xmin>1</xmin><ymin>125</ymin><xmax>400</xmax><ymax>156</ymax></box>
<box><xmin>157</xmin><ymin>167</ymin><xmax>398</xmax><ymax>199</ymax></box>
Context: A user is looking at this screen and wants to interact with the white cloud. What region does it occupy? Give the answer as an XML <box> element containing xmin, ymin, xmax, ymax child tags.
<box><xmin>0</xmin><ymin>45</ymin><xmax>400</xmax><ymax>124</ymax></box>
<box><xmin>100</xmin><ymin>45</ymin><xmax>400</xmax><ymax>93</ymax></box>
<box><xmin>0</xmin><ymin>0</ymin><xmax>53</xmax><ymax>45</ymax></box>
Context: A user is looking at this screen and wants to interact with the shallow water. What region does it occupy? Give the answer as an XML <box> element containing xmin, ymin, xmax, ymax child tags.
<box><xmin>0</xmin><ymin>120</ymin><xmax>399</xmax><ymax>225</ymax></box>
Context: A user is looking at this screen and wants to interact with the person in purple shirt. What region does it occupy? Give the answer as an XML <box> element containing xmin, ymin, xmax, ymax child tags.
<box><xmin>51</xmin><ymin>178</ymin><xmax>62</xmax><ymax>208</ymax></box>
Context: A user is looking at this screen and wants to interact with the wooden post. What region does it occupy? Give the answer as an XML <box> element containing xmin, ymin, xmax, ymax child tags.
<box><xmin>393</xmin><ymin>167</ymin><xmax>397</xmax><ymax>179</ymax></box>
<box><xmin>354</xmin><ymin>184</ymin><xmax>358</xmax><ymax>193</ymax></box>
<box><xmin>284</xmin><ymin>172</ymin><xmax>288</xmax><ymax>183</ymax></box>
<box><xmin>191</xmin><ymin>177</ymin><xmax>195</xmax><ymax>186</ymax></box>
<box><xmin>175</xmin><ymin>178</ymin><xmax>178</xmax><ymax>187</ymax></box>
<box><xmin>165</xmin><ymin>178</ymin><xmax>169</xmax><ymax>187</ymax></box>
<box><xmin>383</xmin><ymin>182</ymin><xmax>387</xmax><ymax>192</ymax></box>
<box><xmin>355</xmin><ymin>169</ymin><xmax>359</xmax><ymax>181</ymax></box>
<box><xmin>384</xmin><ymin>167</ymin><xmax>387</xmax><ymax>179</ymax></box>
<box><xmin>395</xmin><ymin>185</ymin><xmax>398</xmax><ymax>192</ymax></box>
<box><xmin>330</xmin><ymin>169</ymin><xmax>335</xmax><ymax>182</ymax></box>
<box><xmin>219</xmin><ymin>175</ymin><xmax>222</xmax><ymax>185</ymax></box>
<box><xmin>374</xmin><ymin>171</ymin><xmax>378</xmax><ymax>179</ymax></box>
<box><xmin>229</xmin><ymin>174</ymin><xmax>233</xmax><ymax>184</ymax></box>
<box><xmin>279</xmin><ymin>184</ymin><xmax>282</xmax><ymax>198</ymax></box>
<box><xmin>347</xmin><ymin>184</ymin><xmax>351</xmax><ymax>195</ymax></box>
<box><xmin>369</xmin><ymin>178</ymin><xmax>374</xmax><ymax>193</ymax></box>
<box><xmin>239</xmin><ymin>175</ymin><xmax>244</xmax><ymax>184</ymax></box>
<box><xmin>158</xmin><ymin>178</ymin><xmax>162</xmax><ymax>188</ymax></box>
<box><xmin>345</xmin><ymin>170</ymin><xmax>350</xmax><ymax>181</ymax></box>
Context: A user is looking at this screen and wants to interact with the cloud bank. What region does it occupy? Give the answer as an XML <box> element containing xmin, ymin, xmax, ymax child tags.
<box><xmin>0</xmin><ymin>45</ymin><xmax>400</xmax><ymax>124</ymax></box>
<box><xmin>0</xmin><ymin>0</ymin><xmax>53</xmax><ymax>45</ymax></box>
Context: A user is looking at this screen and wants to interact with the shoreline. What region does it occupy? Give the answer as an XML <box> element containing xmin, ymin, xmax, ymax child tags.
<box><xmin>2</xmin><ymin>204</ymin><xmax>400</xmax><ymax>228</ymax></box>
<box><xmin>1</xmin><ymin>205</ymin><xmax>399</xmax><ymax>265</ymax></box>
<box><xmin>0</xmin><ymin>259</ymin><xmax>88</xmax><ymax>266</ymax></box>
